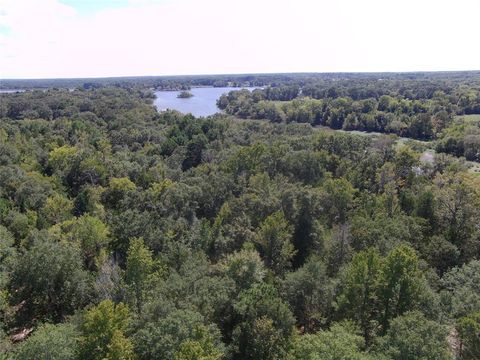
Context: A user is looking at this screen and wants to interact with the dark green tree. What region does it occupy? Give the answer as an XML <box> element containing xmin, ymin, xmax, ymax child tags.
<box><xmin>255</xmin><ymin>211</ymin><xmax>296</xmax><ymax>276</ymax></box>
<box><xmin>9</xmin><ymin>235</ymin><xmax>90</xmax><ymax>324</ymax></box>
<box><xmin>13</xmin><ymin>323</ymin><xmax>79</xmax><ymax>360</ymax></box>
<box><xmin>458</xmin><ymin>312</ymin><xmax>480</xmax><ymax>360</ymax></box>
<box><xmin>232</xmin><ymin>283</ymin><xmax>295</xmax><ymax>360</ymax></box>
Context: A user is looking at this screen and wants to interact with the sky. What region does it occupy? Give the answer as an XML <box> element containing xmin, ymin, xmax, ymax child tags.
<box><xmin>0</xmin><ymin>0</ymin><xmax>479</xmax><ymax>79</ymax></box>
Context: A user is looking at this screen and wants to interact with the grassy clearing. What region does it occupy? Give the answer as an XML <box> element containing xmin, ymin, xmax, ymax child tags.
<box><xmin>454</xmin><ymin>114</ymin><xmax>480</xmax><ymax>123</ymax></box>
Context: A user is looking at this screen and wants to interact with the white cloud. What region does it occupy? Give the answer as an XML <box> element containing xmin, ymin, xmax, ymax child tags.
<box><xmin>0</xmin><ymin>0</ymin><xmax>479</xmax><ymax>78</ymax></box>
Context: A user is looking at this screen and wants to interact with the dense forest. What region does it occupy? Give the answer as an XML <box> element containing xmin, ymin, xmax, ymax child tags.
<box><xmin>217</xmin><ymin>73</ymin><xmax>480</xmax><ymax>143</ymax></box>
<box><xmin>0</xmin><ymin>73</ymin><xmax>480</xmax><ymax>359</ymax></box>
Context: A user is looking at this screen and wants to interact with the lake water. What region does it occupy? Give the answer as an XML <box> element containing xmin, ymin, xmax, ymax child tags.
<box><xmin>154</xmin><ymin>87</ymin><xmax>254</xmax><ymax>117</ymax></box>
<box><xmin>0</xmin><ymin>89</ymin><xmax>25</xmax><ymax>93</ymax></box>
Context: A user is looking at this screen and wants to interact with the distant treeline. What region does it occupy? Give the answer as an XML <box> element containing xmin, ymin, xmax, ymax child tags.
<box><xmin>217</xmin><ymin>75</ymin><xmax>480</xmax><ymax>141</ymax></box>
<box><xmin>3</xmin><ymin>71</ymin><xmax>480</xmax><ymax>92</ymax></box>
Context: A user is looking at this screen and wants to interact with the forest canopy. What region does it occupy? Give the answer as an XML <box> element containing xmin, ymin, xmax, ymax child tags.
<box><xmin>0</xmin><ymin>72</ymin><xmax>479</xmax><ymax>359</ymax></box>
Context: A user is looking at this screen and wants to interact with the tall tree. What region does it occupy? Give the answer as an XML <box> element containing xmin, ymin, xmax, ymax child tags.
<box><xmin>339</xmin><ymin>248</ymin><xmax>382</xmax><ymax>345</ymax></box>
<box><xmin>125</xmin><ymin>237</ymin><xmax>156</xmax><ymax>313</ymax></box>
<box><xmin>378</xmin><ymin>245</ymin><xmax>421</xmax><ymax>332</ymax></box>
<box><xmin>255</xmin><ymin>211</ymin><xmax>296</xmax><ymax>276</ymax></box>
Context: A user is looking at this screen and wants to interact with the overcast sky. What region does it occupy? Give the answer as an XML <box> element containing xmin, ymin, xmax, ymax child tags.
<box><xmin>0</xmin><ymin>0</ymin><xmax>479</xmax><ymax>79</ymax></box>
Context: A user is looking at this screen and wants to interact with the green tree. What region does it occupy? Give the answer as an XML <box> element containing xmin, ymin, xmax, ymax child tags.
<box><xmin>1</xmin><ymin>226</ymin><xmax>15</xmax><ymax>353</ymax></box>
<box><xmin>80</xmin><ymin>300</ymin><xmax>134</xmax><ymax>360</ymax></box>
<box><xmin>458</xmin><ymin>312</ymin><xmax>480</xmax><ymax>360</ymax></box>
<box><xmin>0</xmin><ymin>226</ymin><xmax>15</xmax><ymax>290</ymax></box>
<box><xmin>9</xmin><ymin>235</ymin><xmax>90</xmax><ymax>323</ymax></box>
<box><xmin>339</xmin><ymin>245</ymin><xmax>423</xmax><ymax>340</ymax></box>
<box><xmin>174</xmin><ymin>326</ymin><xmax>224</xmax><ymax>360</ymax></box>
<box><xmin>409</xmin><ymin>113</ymin><xmax>434</xmax><ymax>140</ymax></box>
<box><xmin>376</xmin><ymin>311</ymin><xmax>454</xmax><ymax>360</ymax></box>
<box><xmin>125</xmin><ymin>237</ymin><xmax>156</xmax><ymax>313</ymax></box>
<box><xmin>13</xmin><ymin>323</ymin><xmax>79</xmax><ymax>360</ymax></box>
<box><xmin>48</xmin><ymin>145</ymin><xmax>78</xmax><ymax>175</ymax></box>
<box><xmin>394</xmin><ymin>146</ymin><xmax>418</xmax><ymax>184</ymax></box>
<box><xmin>182</xmin><ymin>134</ymin><xmax>208</xmax><ymax>171</ymax></box>
<box><xmin>104</xmin><ymin>330</ymin><xmax>135</xmax><ymax>360</ymax></box>
<box><xmin>39</xmin><ymin>193</ymin><xmax>74</xmax><ymax>226</ymax></box>
<box><xmin>433</xmin><ymin>174</ymin><xmax>480</xmax><ymax>263</ymax></box>
<box><xmin>219</xmin><ymin>246</ymin><xmax>266</xmax><ymax>292</ymax></box>
<box><xmin>74</xmin><ymin>185</ymin><xmax>105</xmax><ymax>218</ymax></box>
<box><xmin>104</xmin><ymin>177</ymin><xmax>136</xmax><ymax>208</ymax></box>
<box><xmin>134</xmin><ymin>309</ymin><xmax>223</xmax><ymax>360</ymax></box>
<box><xmin>291</xmin><ymin>321</ymin><xmax>379</xmax><ymax>360</ymax></box>
<box><xmin>283</xmin><ymin>258</ymin><xmax>333</xmax><ymax>331</ymax></box>
<box><xmin>441</xmin><ymin>260</ymin><xmax>480</xmax><ymax>318</ymax></box>
<box><xmin>291</xmin><ymin>191</ymin><xmax>324</xmax><ymax>267</ymax></box>
<box><xmin>56</xmin><ymin>214</ymin><xmax>110</xmax><ymax>269</ymax></box>
<box><xmin>321</xmin><ymin>178</ymin><xmax>355</xmax><ymax>225</ymax></box>
<box><xmin>232</xmin><ymin>283</ymin><xmax>295</xmax><ymax>360</ymax></box>
<box><xmin>339</xmin><ymin>248</ymin><xmax>382</xmax><ymax>344</ymax></box>
<box><xmin>255</xmin><ymin>211</ymin><xmax>296</xmax><ymax>276</ymax></box>
<box><xmin>378</xmin><ymin>245</ymin><xmax>421</xmax><ymax>332</ymax></box>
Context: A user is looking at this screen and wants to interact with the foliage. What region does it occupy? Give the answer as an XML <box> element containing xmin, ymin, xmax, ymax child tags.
<box><xmin>13</xmin><ymin>323</ymin><xmax>79</xmax><ymax>360</ymax></box>
<box><xmin>134</xmin><ymin>309</ymin><xmax>223</xmax><ymax>360</ymax></box>
<box><xmin>339</xmin><ymin>245</ymin><xmax>423</xmax><ymax>341</ymax></box>
<box><xmin>231</xmin><ymin>283</ymin><xmax>295</xmax><ymax>359</ymax></box>
<box><xmin>282</xmin><ymin>258</ymin><xmax>333</xmax><ymax>331</ymax></box>
<box><xmin>9</xmin><ymin>235</ymin><xmax>90</xmax><ymax>324</ymax></box>
<box><xmin>125</xmin><ymin>237</ymin><xmax>161</xmax><ymax>312</ymax></box>
<box><xmin>0</xmin><ymin>75</ymin><xmax>479</xmax><ymax>358</ymax></box>
<box><xmin>290</xmin><ymin>321</ymin><xmax>379</xmax><ymax>360</ymax></box>
<box><xmin>255</xmin><ymin>211</ymin><xmax>296</xmax><ymax>276</ymax></box>
<box><xmin>457</xmin><ymin>312</ymin><xmax>480</xmax><ymax>360</ymax></box>
<box><xmin>441</xmin><ymin>260</ymin><xmax>480</xmax><ymax>319</ymax></box>
<box><xmin>375</xmin><ymin>311</ymin><xmax>454</xmax><ymax>360</ymax></box>
<box><xmin>79</xmin><ymin>300</ymin><xmax>134</xmax><ymax>360</ymax></box>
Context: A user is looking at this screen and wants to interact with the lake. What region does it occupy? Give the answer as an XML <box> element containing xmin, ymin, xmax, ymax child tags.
<box><xmin>154</xmin><ymin>87</ymin><xmax>254</xmax><ymax>117</ymax></box>
<box><xmin>0</xmin><ymin>89</ymin><xmax>25</xmax><ymax>93</ymax></box>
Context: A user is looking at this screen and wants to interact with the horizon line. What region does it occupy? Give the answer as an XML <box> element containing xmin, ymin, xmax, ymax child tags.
<box><xmin>2</xmin><ymin>69</ymin><xmax>480</xmax><ymax>82</ymax></box>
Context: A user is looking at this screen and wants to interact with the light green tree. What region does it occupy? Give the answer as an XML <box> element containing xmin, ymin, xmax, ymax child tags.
<box><xmin>48</xmin><ymin>145</ymin><xmax>78</xmax><ymax>174</ymax></box>
<box><xmin>291</xmin><ymin>321</ymin><xmax>380</xmax><ymax>360</ymax></box>
<box><xmin>80</xmin><ymin>300</ymin><xmax>134</xmax><ymax>360</ymax></box>
<box><xmin>339</xmin><ymin>245</ymin><xmax>423</xmax><ymax>340</ymax></box>
<box><xmin>40</xmin><ymin>193</ymin><xmax>73</xmax><ymax>226</ymax></box>
<box><xmin>376</xmin><ymin>311</ymin><xmax>454</xmax><ymax>360</ymax></box>
<box><xmin>378</xmin><ymin>245</ymin><xmax>421</xmax><ymax>332</ymax></box>
<box><xmin>219</xmin><ymin>246</ymin><xmax>265</xmax><ymax>292</ymax></box>
<box><xmin>104</xmin><ymin>177</ymin><xmax>136</xmax><ymax>208</ymax></box>
<box><xmin>125</xmin><ymin>237</ymin><xmax>156</xmax><ymax>313</ymax></box>
<box><xmin>174</xmin><ymin>326</ymin><xmax>224</xmax><ymax>360</ymax></box>
<box><xmin>54</xmin><ymin>214</ymin><xmax>110</xmax><ymax>269</ymax></box>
